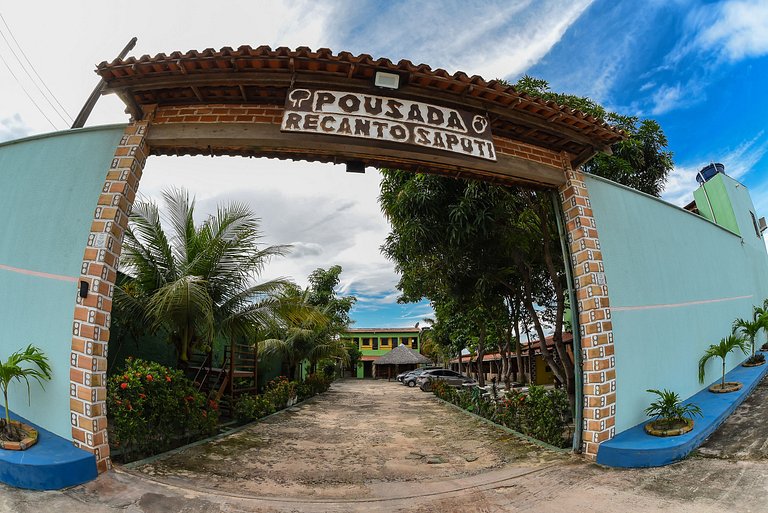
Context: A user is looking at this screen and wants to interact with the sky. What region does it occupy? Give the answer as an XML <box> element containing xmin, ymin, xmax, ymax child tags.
<box><xmin>1</xmin><ymin>0</ymin><xmax>767</xmax><ymax>328</ymax></box>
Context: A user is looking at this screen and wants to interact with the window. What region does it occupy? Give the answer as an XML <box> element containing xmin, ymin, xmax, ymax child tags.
<box><xmin>412</xmin><ymin>337</ymin><xmax>418</xmax><ymax>350</ymax></box>
<box><xmin>372</xmin><ymin>338</ymin><xmax>379</xmax><ymax>350</ymax></box>
<box><xmin>381</xmin><ymin>337</ymin><xmax>390</xmax><ymax>346</ymax></box>
<box><xmin>362</xmin><ymin>338</ymin><xmax>370</xmax><ymax>347</ymax></box>
<box><xmin>751</xmin><ymin>211</ymin><xmax>761</xmax><ymax>238</ymax></box>
<box><xmin>392</xmin><ymin>338</ymin><xmax>399</xmax><ymax>347</ymax></box>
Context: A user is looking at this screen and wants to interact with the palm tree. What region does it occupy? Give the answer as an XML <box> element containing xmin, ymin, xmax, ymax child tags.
<box><xmin>698</xmin><ymin>335</ymin><xmax>749</xmax><ymax>389</ymax></box>
<box><xmin>733</xmin><ymin>307</ymin><xmax>765</xmax><ymax>357</ymax></box>
<box><xmin>0</xmin><ymin>345</ymin><xmax>52</xmax><ymax>440</ymax></box>
<box><xmin>115</xmin><ymin>188</ymin><xmax>291</xmax><ymax>366</ymax></box>
<box><xmin>260</xmin><ymin>284</ymin><xmax>348</xmax><ymax>380</ymax></box>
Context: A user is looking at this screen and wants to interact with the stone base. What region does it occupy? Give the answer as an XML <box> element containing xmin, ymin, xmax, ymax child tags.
<box><xmin>644</xmin><ymin>418</ymin><xmax>694</xmax><ymax>437</ymax></box>
<box><xmin>0</xmin><ymin>421</ymin><xmax>38</xmax><ymax>451</ymax></box>
<box><xmin>709</xmin><ymin>382</ymin><xmax>743</xmax><ymax>393</ymax></box>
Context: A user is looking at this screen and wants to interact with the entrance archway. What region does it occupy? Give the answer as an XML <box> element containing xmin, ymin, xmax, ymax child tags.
<box><xmin>70</xmin><ymin>46</ymin><xmax>622</xmax><ymax>472</ymax></box>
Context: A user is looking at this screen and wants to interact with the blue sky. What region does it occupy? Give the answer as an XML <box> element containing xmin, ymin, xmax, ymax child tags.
<box><xmin>1</xmin><ymin>0</ymin><xmax>767</xmax><ymax>328</ymax></box>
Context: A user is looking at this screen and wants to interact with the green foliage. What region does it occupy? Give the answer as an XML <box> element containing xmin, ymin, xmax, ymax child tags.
<box><xmin>432</xmin><ymin>380</ymin><xmax>570</xmax><ymax>448</ymax></box>
<box><xmin>234</xmin><ymin>374</ymin><xmax>333</xmax><ymax>423</ymax></box>
<box><xmin>644</xmin><ymin>389</ymin><xmax>702</xmax><ymax>428</ymax></box>
<box><xmin>698</xmin><ymin>335</ymin><xmax>749</xmax><ymax>386</ymax></box>
<box><xmin>234</xmin><ymin>394</ymin><xmax>275</xmax><ymax>423</ymax></box>
<box><xmin>733</xmin><ymin>305</ymin><xmax>768</xmax><ymax>357</ymax></box>
<box><xmin>0</xmin><ymin>345</ymin><xmax>52</xmax><ymax>440</ymax></box>
<box><xmin>746</xmin><ymin>353</ymin><xmax>766</xmax><ymax>365</ymax></box>
<box><xmin>115</xmin><ymin>187</ymin><xmax>291</xmax><ymax>365</ymax></box>
<box><xmin>260</xmin><ymin>267</ymin><xmax>354</xmax><ymax>380</ymax></box>
<box><xmin>107</xmin><ymin>358</ymin><xmax>218</xmax><ymax>461</ymax></box>
<box><xmin>512</xmin><ymin>75</ymin><xmax>674</xmax><ymax>197</ymax></box>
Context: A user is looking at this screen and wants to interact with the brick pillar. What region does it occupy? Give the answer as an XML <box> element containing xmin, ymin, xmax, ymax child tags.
<box><xmin>69</xmin><ymin>113</ymin><xmax>153</xmax><ymax>473</ymax></box>
<box><xmin>558</xmin><ymin>155</ymin><xmax>616</xmax><ymax>460</ymax></box>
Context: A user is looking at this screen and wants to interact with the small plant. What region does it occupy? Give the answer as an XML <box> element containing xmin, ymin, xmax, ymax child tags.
<box><xmin>644</xmin><ymin>389</ymin><xmax>702</xmax><ymax>431</ymax></box>
<box><xmin>745</xmin><ymin>353</ymin><xmax>766</xmax><ymax>365</ymax></box>
<box><xmin>698</xmin><ymin>335</ymin><xmax>749</xmax><ymax>390</ymax></box>
<box><xmin>0</xmin><ymin>345</ymin><xmax>52</xmax><ymax>442</ymax></box>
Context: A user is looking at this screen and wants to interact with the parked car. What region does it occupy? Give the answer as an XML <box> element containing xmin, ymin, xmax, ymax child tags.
<box><xmin>396</xmin><ymin>370</ymin><xmax>414</xmax><ymax>382</ymax></box>
<box><xmin>401</xmin><ymin>367</ymin><xmax>439</xmax><ymax>387</ymax></box>
<box><xmin>417</xmin><ymin>369</ymin><xmax>476</xmax><ymax>391</ymax></box>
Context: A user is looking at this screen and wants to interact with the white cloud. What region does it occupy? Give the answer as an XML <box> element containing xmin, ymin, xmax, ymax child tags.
<box><xmin>339</xmin><ymin>0</ymin><xmax>594</xmax><ymax>80</ymax></box>
<box><xmin>662</xmin><ymin>131</ymin><xmax>768</xmax><ymax>206</ymax></box>
<box><xmin>694</xmin><ymin>0</ymin><xmax>768</xmax><ymax>62</ymax></box>
<box><xmin>0</xmin><ymin>114</ymin><xmax>31</xmax><ymax>142</ymax></box>
<box><xmin>649</xmin><ymin>79</ymin><xmax>706</xmax><ymax>115</ymax></box>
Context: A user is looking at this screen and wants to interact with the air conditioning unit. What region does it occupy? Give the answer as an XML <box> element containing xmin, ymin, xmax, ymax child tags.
<box><xmin>759</xmin><ymin>217</ymin><xmax>767</xmax><ymax>234</ymax></box>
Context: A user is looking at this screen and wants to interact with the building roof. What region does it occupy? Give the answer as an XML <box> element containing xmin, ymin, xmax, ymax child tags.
<box><xmin>345</xmin><ymin>328</ymin><xmax>420</xmax><ymax>334</ymax></box>
<box><xmin>450</xmin><ymin>333</ymin><xmax>574</xmax><ymax>363</ymax></box>
<box><xmin>373</xmin><ymin>344</ymin><xmax>433</xmax><ymax>366</ymax></box>
<box><xmin>95</xmin><ymin>45</ymin><xmax>624</xmax><ymax>166</ymax></box>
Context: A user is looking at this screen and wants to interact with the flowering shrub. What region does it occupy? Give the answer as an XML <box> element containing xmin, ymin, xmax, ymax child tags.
<box><xmin>234</xmin><ymin>374</ymin><xmax>333</xmax><ymax>423</ymax></box>
<box><xmin>262</xmin><ymin>376</ymin><xmax>297</xmax><ymax>409</ymax></box>
<box><xmin>299</xmin><ymin>373</ymin><xmax>333</xmax><ymax>400</ymax></box>
<box><xmin>107</xmin><ymin>358</ymin><xmax>219</xmax><ymax>461</ymax></box>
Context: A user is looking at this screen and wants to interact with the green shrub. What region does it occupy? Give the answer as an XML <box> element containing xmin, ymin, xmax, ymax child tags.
<box><xmin>517</xmin><ymin>386</ymin><xmax>571</xmax><ymax>447</ymax></box>
<box><xmin>262</xmin><ymin>376</ymin><xmax>297</xmax><ymax>409</ymax></box>
<box><xmin>234</xmin><ymin>393</ymin><xmax>275</xmax><ymax>423</ymax></box>
<box><xmin>431</xmin><ymin>381</ymin><xmax>571</xmax><ymax>448</ymax></box>
<box><xmin>107</xmin><ymin>358</ymin><xmax>218</xmax><ymax>461</ymax></box>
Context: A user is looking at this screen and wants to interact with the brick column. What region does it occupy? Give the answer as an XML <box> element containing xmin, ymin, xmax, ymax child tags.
<box><xmin>558</xmin><ymin>156</ymin><xmax>616</xmax><ymax>459</ymax></box>
<box><xmin>69</xmin><ymin>113</ymin><xmax>152</xmax><ymax>473</ymax></box>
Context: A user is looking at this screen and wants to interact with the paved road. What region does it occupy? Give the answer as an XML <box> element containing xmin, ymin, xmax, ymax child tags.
<box><xmin>3</xmin><ymin>378</ymin><xmax>768</xmax><ymax>512</ymax></box>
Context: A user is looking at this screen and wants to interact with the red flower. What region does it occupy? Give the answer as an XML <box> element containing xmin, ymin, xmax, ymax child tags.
<box><xmin>138</xmin><ymin>393</ymin><xmax>146</xmax><ymax>399</ymax></box>
<box><xmin>120</xmin><ymin>383</ymin><xmax>128</xmax><ymax>390</ymax></box>
<box><xmin>165</xmin><ymin>375</ymin><xmax>171</xmax><ymax>382</ymax></box>
<box><xmin>146</xmin><ymin>374</ymin><xmax>153</xmax><ymax>381</ymax></box>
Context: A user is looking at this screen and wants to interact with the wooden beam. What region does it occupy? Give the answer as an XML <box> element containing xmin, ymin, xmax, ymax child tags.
<box><xmin>101</xmin><ymin>70</ymin><xmax>617</xmax><ymax>151</ymax></box>
<box><xmin>146</xmin><ymin>122</ymin><xmax>567</xmax><ymax>188</ymax></box>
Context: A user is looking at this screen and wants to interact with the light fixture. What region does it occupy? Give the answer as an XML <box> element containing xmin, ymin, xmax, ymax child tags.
<box><xmin>374</xmin><ymin>71</ymin><xmax>401</xmax><ymax>90</ymax></box>
<box><xmin>346</xmin><ymin>161</ymin><xmax>365</xmax><ymax>173</ymax></box>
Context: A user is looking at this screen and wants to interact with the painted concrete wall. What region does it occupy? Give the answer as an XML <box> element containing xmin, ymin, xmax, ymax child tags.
<box><xmin>586</xmin><ymin>173</ymin><xmax>768</xmax><ymax>434</ymax></box>
<box><xmin>0</xmin><ymin>125</ymin><xmax>126</xmax><ymax>439</ymax></box>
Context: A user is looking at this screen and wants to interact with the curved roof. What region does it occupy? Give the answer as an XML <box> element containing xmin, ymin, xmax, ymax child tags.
<box><xmin>95</xmin><ymin>46</ymin><xmax>624</xmax><ymax>162</ymax></box>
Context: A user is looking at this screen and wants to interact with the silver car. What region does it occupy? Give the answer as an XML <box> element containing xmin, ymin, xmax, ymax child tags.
<box><xmin>417</xmin><ymin>369</ymin><xmax>476</xmax><ymax>391</ymax></box>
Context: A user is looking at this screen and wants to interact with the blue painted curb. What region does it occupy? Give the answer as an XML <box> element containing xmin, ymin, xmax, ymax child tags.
<box><xmin>597</xmin><ymin>352</ymin><xmax>768</xmax><ymax>468</ymax></box>
<box><xmin>0</xmin><ymin>408</ymin><xmax>97</xmax><ymax>490</ymax></box>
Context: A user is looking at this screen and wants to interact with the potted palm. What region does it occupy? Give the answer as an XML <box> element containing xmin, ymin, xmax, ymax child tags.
<box><xmin>698</xmin><ymin>335</ymin><xmax>749</xmax><ymax>393</ymax></box>
<box><xmin>0</xmin><ymin>345</ymin><xmax>52</xmax><ymax>450</ymax></box>
<box><xmin>733</xmin><ymin>307</ymin><xmax>766</xmax><ymax>366</ymax></box>
<box><xmin>644</xmin><ymin>389</ymin><xmax>702</xmax><ymax>436</ymax></box>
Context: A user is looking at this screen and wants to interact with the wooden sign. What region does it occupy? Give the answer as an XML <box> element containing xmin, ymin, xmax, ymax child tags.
<box><xmin>281</xmin><ymin>89</ymin><xmax>496</xmax><ymax>161</ymax></box>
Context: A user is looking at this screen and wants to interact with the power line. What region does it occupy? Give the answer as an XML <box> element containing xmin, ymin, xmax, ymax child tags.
<box><xmin>0</xmin><ymin>49</ymin><xmax>58</xmax><ymax>129</ymax></box>
<box><xmin>0</xmin><ymin>13</ymin><xmax>72</xmax><ymax>125</ymax></box>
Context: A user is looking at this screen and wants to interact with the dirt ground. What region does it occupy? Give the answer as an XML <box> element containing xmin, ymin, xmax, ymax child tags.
<box><xmin>130</xmin><ymin>379</ymin><xmax>567</xmax><ymax>499</ymax></box>
<box><xmin>5</xmin><ymin>378</ymin><xmax>768</xmax><ymax>512</ymax></box>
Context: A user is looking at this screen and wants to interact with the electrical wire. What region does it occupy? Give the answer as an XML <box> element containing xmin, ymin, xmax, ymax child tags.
<box><xmin>0</xmin><ymin>13</ymin><xmax>72</xmax><ymax>125</ymax></box>
<box><xmin>0</xmin><ymin>49</ymin><xmax>58</xmax><ymax>129</ymax></box>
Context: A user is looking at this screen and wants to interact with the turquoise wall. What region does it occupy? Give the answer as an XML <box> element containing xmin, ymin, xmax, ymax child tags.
<box><xmin>0</xmin><ymin>125</ymin><xmax>126</xmax><ymax>439</ymax></box>
<box><xmin>585</xmin><ymin>173</ymin><xmax>768</xmax><ymax>434</ymax></box>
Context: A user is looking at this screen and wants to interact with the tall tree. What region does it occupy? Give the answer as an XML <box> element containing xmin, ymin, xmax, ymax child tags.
<box><xmin>380</xmin><ymin>172</ymin><xmax>572</xmax><ymax>395</ymax></box>
<box><xmin>513</xmin><ymin>75</ymin><xmax>674</xmax><ymax>196</ymax></box>
<box><xmin>260</xmin><ymin>266</ymin><xmax>355</xmax><ymax>379</ymax></box>
<box><xmin>115</xmin><ymin>188</ymin><xmax>290</xmax><ymax>366</ymax></box>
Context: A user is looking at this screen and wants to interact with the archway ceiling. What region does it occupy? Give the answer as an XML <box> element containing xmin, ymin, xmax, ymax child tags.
<box><xmin>96</xmin><ymin>46</ymin><xmax>625</xmax><ymax>180</ymax></box>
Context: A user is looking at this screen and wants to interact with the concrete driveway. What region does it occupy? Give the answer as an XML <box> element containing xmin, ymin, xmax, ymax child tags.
<box><xmin>3</xmin><ymin>378</ymin><xmax>768</xmax><ymax>512</ymax></box>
